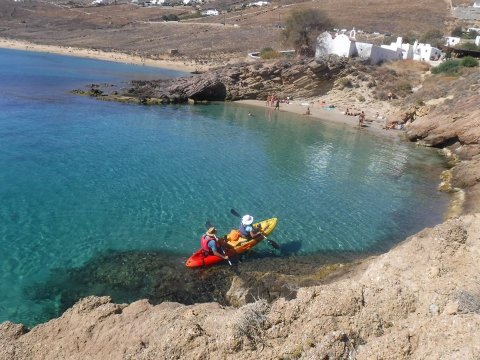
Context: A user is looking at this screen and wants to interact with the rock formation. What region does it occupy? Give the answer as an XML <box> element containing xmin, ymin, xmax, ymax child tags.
<box><xmin>2</xmin><ymin>215</ymin><xmax>480</xmax><ymax>359</ymax></box>
<box><xmin>104</xmin><ymin>55</ymin><xmax>355</xmax><ymax>104</ymax></box>
<box><xmin>399</xmin><ymin>69</ymin><xmax>480</xmax><ymax>214</ymax></box>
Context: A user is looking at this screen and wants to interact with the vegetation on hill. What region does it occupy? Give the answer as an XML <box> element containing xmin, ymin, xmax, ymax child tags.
<box><xmin>282</xmin><ymin>9</ymin><xmax>332</xmax><ymax>56</ymax></box>
<box><xmin>431</xmin><ymin>56</ymin><xmax>479</xmax><ymax>74</ymax></box>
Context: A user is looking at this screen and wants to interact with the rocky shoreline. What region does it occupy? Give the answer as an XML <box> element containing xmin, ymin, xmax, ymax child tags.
<box><xmin>74</xmin><ymin>55</ymin><xmax>354</xmax><ymax>104</ymax></box>
<box><xmin>2</xmin><ymin>214</ymin><xmax>479</xmax><ymax>359</ymax></box>
<box><xmin>2</xmin><ymin>57</ymin><xmax>480</xmax><ymax>359</ymax></box>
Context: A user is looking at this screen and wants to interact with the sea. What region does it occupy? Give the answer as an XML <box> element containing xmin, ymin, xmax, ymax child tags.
<box><xmin>0</xmin><ymin>48</ymin><xmax>450</xmax><ymax>326</ymax></box>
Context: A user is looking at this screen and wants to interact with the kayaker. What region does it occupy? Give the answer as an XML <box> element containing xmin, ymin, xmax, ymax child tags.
<box><xmin>239</xmin><ymin>215</ymin><xmax>263</xmax><ymax>240</ymax></box>
<box><xmin>201</xmin><ymin>227</ymin><xmax>229</xmax><ymax>261</ymax></box>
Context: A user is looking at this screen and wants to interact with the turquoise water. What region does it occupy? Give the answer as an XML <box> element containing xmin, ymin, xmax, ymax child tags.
<box><xmin>0</xmin><ymin>48</ymin><xmax>449</xmax><ymax>326</ymax></box>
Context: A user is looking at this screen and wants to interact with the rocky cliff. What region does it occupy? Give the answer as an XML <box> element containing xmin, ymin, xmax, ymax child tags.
<box><xmin>103</xmin><ymin>55</ymin><xmax>356</xmax><ymax>104</ymax></box>
<box><xmin>392</xmin><ymin>68</ymin><xmax>480</xmax><ymax>214</ymax></box>
<box><xmin>2</xmin><ymin>214</ymin><xmax>480</xmax><ymax>359</ymax></box>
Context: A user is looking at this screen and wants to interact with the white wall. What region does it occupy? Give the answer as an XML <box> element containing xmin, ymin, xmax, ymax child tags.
<box><xmin>445</xmin><ymin>37</ymin><xmax>461</xmax><ymax>46</ymax></box>
<box><xmin>414</xmin><ymin>44</ymin><xmax>442</xmax><ymax>61</ymax></box>
<box><xmin>370</xmin><ymin>46</ymin><xmax>403</xmax><ymax>64</ymax></box>
<box><xmin>355</xmin><ymin>42</ymin><xmax>373</xmax><ymax>59</ymax></box>
<box><xmin>316</xmin><ymin>33</ymin><xmax>355</xmax><ymax>58</ymax></box>
<box><xmin>315</xmin><ymin>32</ymin><xmax>334</xmax><ymax>58</ymax></box>
<box><xmin>401</xmin><ymin>44</ymin><xmax>414</xmax><ymax>59</ymax></box>
<box><xmin>331</xmin><ymin>34</ymin><xmax>355</xmax><ymax>57</ymax></box>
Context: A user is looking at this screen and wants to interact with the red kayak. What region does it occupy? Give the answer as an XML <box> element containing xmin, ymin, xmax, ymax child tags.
<box><xmin>185</xmin><ymin>217</ymin><xmax>278</xmax><ymax>268</ymax></box>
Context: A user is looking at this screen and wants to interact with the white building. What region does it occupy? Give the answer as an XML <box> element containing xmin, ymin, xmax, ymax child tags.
<box><xmin>91</xmin><ymin>0</ymin><xmax>106</xmax><ymax>4</ymax></box>
<box><xmin>315</xmin><ymin>32</ymin><xmax>403</xmax><ymax>64</ymax></box>
<box><xmin>201</xmin><ymin>9</ymin><xmax>219</xmax><ymax>16</ymax></box>
<box><xmin>316</xmin><ymin>31</ymin><xmax>443</xmax><ymax>64</ymax></box>
<box><xmin>476</xmin><ymin>35</ymin><xmax>480</xmax><ymax>46</ymax></box>
<box><xmin>247</xmin><ymin>1</ymin><xmax>270</xmax><ymax>7</ymax></box>
<box><xmin>445</xmin><ymin>36</ymin><xmax>461</xmax><ymax>47</ymax></box>
<box><xmin>381</xmin><ymin>37</ymin><xmax>415</xmax><ymax>59</ymax></box>
<box><xmin>413</xmin><ymin>43</ymin><xmax>442</xmax><ymax>61</ymax></box>
<box><xmin>473</xmin><ymin>1</ymin><xmax>480</xmax><ymax>8</ymax></box>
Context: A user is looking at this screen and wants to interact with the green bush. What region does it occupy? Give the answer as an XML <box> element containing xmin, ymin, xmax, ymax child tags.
<box><xmin>260</xmin><ymin>47</ymin><xmax>281</xmax><ymax>60</ymax></box>
<box><xmin>161</xmin><ymin>14</ymin><xmax>179</xmax><ymax>21</ymax></box>
<box><xmin>431</xmin><ymin>60</ymin><xmax>461</xmax><ymax>74</ymax></box>
<box><xmin>460</xmin><ymin>56</ymin><xmax>479</xmax><ymax>67</ymax></box>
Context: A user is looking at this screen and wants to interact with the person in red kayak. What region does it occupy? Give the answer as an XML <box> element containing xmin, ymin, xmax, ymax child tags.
<box><xmin>239</xmin><ymin>215</ymin><xmax>263</xmax><ymax>240</ymax></box>
<box><xmin>201</xmin><ymin>227</ymin><xmax>229</xmax><ymax>261</ymax></box>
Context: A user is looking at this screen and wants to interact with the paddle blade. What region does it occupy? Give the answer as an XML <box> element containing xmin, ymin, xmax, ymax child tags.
<box><xmin>267</xmin><ymin>239</ymin><xmax>280</xmax><ymax>250</ymax></box>
<box><xmin>230</xmin><ymin>208</ymin><xmax>241</xmax><ymax>218</ymax></box>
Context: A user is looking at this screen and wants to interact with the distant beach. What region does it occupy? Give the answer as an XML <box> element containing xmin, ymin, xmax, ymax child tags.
<box><xmin>236</xmin><ymin>99</ymin><xmax>400</xmax><ymax>138</ymax></box>
<box><xmin>0</xmin><ymin>37</ymin><xmax>210</xmax><ymax>73</ymax></box>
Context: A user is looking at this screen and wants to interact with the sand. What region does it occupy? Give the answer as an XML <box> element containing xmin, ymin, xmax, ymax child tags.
<box><xmin>0</xmin><ymin>37</ymin><xmax>211</xmax><ymax>73</ymax></box>
<box><xmin>235</xmin><ymin>99</ymin><xmax>403</xmax><ymax>138</ymax></box>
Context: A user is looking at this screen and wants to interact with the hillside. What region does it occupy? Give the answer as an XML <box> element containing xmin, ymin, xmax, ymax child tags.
<box><xmin>0</xmin><ymin>0</ymin><xmax>452</xmax><ymax>64</ymax></box>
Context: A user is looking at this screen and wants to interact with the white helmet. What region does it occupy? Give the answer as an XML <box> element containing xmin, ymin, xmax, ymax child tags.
<box><xmin>242</xmin><ymin>214</ymin><xmax>254</xmax><ymax>225</ymax></box>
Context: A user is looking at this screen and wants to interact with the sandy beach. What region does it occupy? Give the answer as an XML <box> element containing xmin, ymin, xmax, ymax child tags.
<box><xmin>0</xmin><ymin>37</ymin><xmax>211</xmax><ymax>73</ymax></box>
<box><xmin>236</xmin><ymin>99</ymin><xmax>402</xmax><ymax>138</ymax></box>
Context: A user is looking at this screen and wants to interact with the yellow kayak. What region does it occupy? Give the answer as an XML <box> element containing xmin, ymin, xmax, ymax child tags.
<box><xmin>225</xmin><ymin>217</ymin><xmax>278</xmax><ymax>253</ymax></box>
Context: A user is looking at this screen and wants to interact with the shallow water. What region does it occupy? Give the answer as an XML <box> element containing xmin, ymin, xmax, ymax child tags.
<box><xmin>0</xmin><ymin>48</ymin><xmax>449</xmax><ymax>326</ymax></box>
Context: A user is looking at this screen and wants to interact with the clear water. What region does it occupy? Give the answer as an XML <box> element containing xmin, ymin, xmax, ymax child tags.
<box><xmin>0</xmin><ymin>48</ymin><xmax>449</xmax><ymax>326</ymax></box>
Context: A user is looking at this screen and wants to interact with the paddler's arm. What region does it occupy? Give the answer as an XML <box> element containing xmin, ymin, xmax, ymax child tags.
<box><xmin>213</xmin><ymin>250</ymin><xmax>229</xmax><ymax>260</ymax></box>
<box><xmin>209</xmin><ymin>241</ymin><xmax>229</xmax><ymax>260</ymax></box>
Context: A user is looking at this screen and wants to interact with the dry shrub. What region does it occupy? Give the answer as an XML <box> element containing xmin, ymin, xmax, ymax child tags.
<box><xmin>369</xmin><ymin>60</ymin><xmax>427</xmax><ymax>99</ymax></box>
<box><xmin>398</xmin><ymin>66</ymin><xmax>479</xmax><ymax>112</ymax></box>
<box><xmin>232</xmin><ymin>299</ymin><xmax>270</xmax><ymax>349</ymax></box>
<box><xmin>387</xmin><ymin>59</ymin><xmax>431</xmax><ymax>72</ymax></box>
<box><xmin>260</xmin><ymin>47</ymin><xmax>281</xmax><ymax>60</ymax></box>
<box><xmin>455</xmin><ymin>290</ymin><xmax>480</xmax><ymax>314</ymax></box>
<box><xmin>336</xmin><ymin>77</ymin><xmax>353</xmax><ymax>89</ymax></box>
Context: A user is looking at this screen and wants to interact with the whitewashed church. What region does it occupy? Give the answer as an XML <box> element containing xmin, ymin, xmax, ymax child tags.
<box><xmin>315</xmin><ymin>29</ymin><xmax>442</xmax><ymax>64</ymax></box>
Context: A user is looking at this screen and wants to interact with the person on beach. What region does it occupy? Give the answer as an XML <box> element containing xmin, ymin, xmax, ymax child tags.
<box><xmin>200</xmin><ymin>227</ymin><xmax>229</xmax><ymax>260</ymax></box>
<box><xmin>358</xmin><ymin>111</ymin><xmax>365</xmax><ymax>127</ymax></box>
<box><xmin>274</xmin><ymin>99</ymin><xmax>280</xmax><ymax>110</ymax></box>
<box><xmin>304</xmin><ymin>107</ymin><xmax>311</xmax><ymax>115</ymax></box>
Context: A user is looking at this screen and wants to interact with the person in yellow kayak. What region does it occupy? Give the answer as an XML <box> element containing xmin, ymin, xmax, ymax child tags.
<box><xmin>200</xmin><ymin>227</ymin><xmax>229</xmax><ymax>261</ymax></box>
<box><xmin>239</xmin><ymin>215</ymin><xmax>264</xmax><ymax>240</ymax></box>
